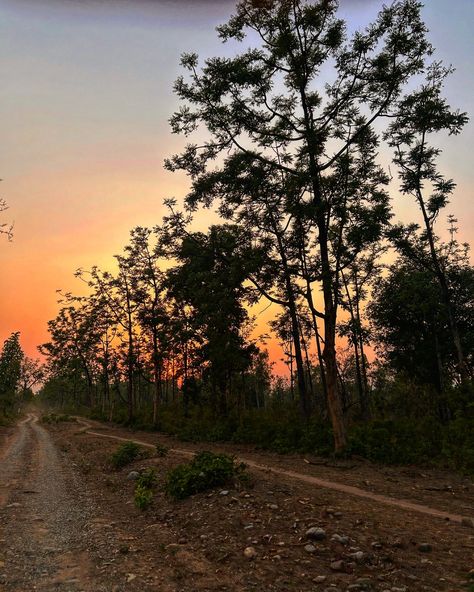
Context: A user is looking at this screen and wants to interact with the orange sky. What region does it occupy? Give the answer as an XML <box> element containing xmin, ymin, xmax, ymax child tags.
<box><xmin>0</xmin><ymin>0</ymin><xmax>473</xmax><ymax>374</ymax></box>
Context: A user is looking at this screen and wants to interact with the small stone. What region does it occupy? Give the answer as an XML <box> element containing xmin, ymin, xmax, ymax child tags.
<box><xmin>330</xmin><ymin>559</ymin><xmax>344</xmax><ymax>571</ymax></box>
<box><xmin>178</xmin><ymin>538</ymin><xmax>187</xmax><ymax>545</ymax></box>
<box><xmin>418</xmin><ymin>543</ymin><xmax>432</xmax><ymax>553</ymax></box>
<box><xmin>371</xmin><ymin>541</ymin><xmax>382</xmax><ymax>550</ymax></box>
<box><xmin>219</xmin><ymin>490</ymin><xmax>229</xmax><ymax>496</ymax></box>
<box><xmin>461</xmin><ymin>517</ymin><xmax>474</xmax><ymax>528</ymax></box>
<box><xmin>347</xmin><ymin>585</ymin><xmax>362</xmax><ymax>591</ymax></box>
<box><xmin>391</xmin><ymin>588</ymin><xmax>407</xmax><ymax>592</ymax></box>
<box><xmin>331</xmin><ymin>534</ymin><xmax>349</xmax><ymax>545</ymax></box>
<box><xmin>126</xmin><ymin>574</ymin><xmax>137</xmax><ymax>583</ymax></box>
<box><xmin>349</xmin><ymin>550</ymin><xmax>365</xmax><ymax>562</ymax></box>
<box><xmin>126</xmin><ymin>471</ymin><xmax>139</xmax><ymax>481</ymax></box>
<box><xmin>304</xmin><ymin>544</ymin><xmax>317</xmax><ymax>554</ymax></box>
<box><xmin>268</xmin><ymin>504</ymin><xmax>278</xmax><ymax>510</ymax></box>
<box><xmin>272</xmin><ymin>554</ymin><xmax>282</xmax><ymax>560</ymax></box>
<box><xmin>313</xmin><ymin>575</ymin><xmax>327</xmax><ymax>583</ymax></box>
<box><xmin>306</xmin><ymin>527</ymin><xmax>326</xmax><ymax>541</ymax></box>
<box><xmin>244</xmin><ymin>546</ymin><xmax>257</xmax><ymax>560</ymax></box>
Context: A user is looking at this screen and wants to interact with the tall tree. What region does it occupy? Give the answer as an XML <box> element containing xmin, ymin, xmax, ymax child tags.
<box><xmin>386</xmin><ymin>63</ymin><xmax>469</xmax><ymax>384</ymax></box>
<box><xmin>167</xmin><ymin>0</ymin><xmax>431</xmax><ymax>451</ymax></box>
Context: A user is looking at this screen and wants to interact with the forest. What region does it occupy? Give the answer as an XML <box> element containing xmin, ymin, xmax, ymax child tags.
<box><xmin>2</xmin><ymin>0</ymin><xmax>473</xmax><ymax>470</ymax></box>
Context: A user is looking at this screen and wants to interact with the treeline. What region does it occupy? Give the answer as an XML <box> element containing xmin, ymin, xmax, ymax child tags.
<box><xmin>38</xmin><ymin>0</ymin><xmax>473</xmax><ymax>465</ymax></box>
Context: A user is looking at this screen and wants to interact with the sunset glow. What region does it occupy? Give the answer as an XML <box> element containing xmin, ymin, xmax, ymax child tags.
<box><xmin>1</xmin><ymin>0</ymin><xmax>472</xmax><ymax>370</ymax></box>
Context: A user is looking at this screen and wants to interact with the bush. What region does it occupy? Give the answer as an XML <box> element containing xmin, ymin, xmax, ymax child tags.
<box><xmin>136</xmin><ymin>468</ymin><xmax>157</xmax><ymax>489</ymax></box>
<box><xmin>156</xmin><ymin>442</ymin><xmax>169</xmax><ymax>457</ymax></box>
<box><xmin>134</xmin><ymin>468</ymin><xmax>157</xmax><ymax>510</ymax></box>
<box><xmin>134</xmin><ymin>484</ymin><xmax>154</xmax><ymax>510</ymax></box>
<box><xmin>110</xmin><ymin>441</ymin><xmax>141</xmax><ymax>469</ymax></box>
<box><xmin>165</xmin><ymin>451</ymin><xmax>246</xmax><ymax>500</ymax></box>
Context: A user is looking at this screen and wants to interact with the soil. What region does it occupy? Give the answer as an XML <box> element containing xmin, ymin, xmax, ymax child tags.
<box><xmin>1</xmin><ymin>414</ymin><xmax>473</xmax><ymax>591</ymax></box>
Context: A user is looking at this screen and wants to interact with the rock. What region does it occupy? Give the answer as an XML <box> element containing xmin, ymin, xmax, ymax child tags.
<box><xmin>244</xmin><ymin>546</ymin><xmax>257</xmax><ymax>560</ymax></box>
<box><xmin>391</xmin><ymin>588</ymin><xmax>407</xmax><ymax>592</ymax></box>
<box><xmin>268</xmin><ymin>504</ymin><xmax>278</xmax><ymax>510</ymax></box>
<box><xmin>349</xmin><ymin>550</ymin><xmax>365</xmax><ymax>562</ymax></box>
<box><xmin>178</xmin><ymin>538</ymin><xmax>187</xmax><ymax>545</ymax></box>
<box><xmin>330</xmin><ymin>559</ymin><xmax>345</xmax><ymax>571</ymax></box>
<box><xmin>313</xmin><ymin>575</ymin><xmax>327</xmax><ymax>583</ymax></box>
<box><xmin>219</xmin><ymin>490</ymin><xmax>229</xmax><ymax>496</ymax></box>
<box><xmin>306</xmin><ymin>527</ymin><xmax>326</xmax><ymax>541</ymax></box>
<box><xmin>126</xmin><ymin>471</ymin><xmax>139</xmax><ymax>481</ymax></box>
<box><xmin>371</xmin><ymin>541</ymin><xmax>382</xmax><ymax>550</ymax></box>
<box><xmin>304</xmin><ymin>544</ymin><xmax>317</xmax><ymax>554</ymax></box>
<box><xmin>418</xmin><ymin>543</ymin><xmax>432</xmax><ymax>553</ymax></box>
<box><xmin>272</xmin><ymin>554</ymin><xmax>282</xmax><ymax>560</ymax></box>
<box><xmin>331</xmin><ymin>534</ymin><xmax>349</xmax><ymax>545</ymax></box>
<box><xmin>461</xmin><ymin>517</ymin><xmax>474</xmax><ymax>528</ymax></box>
<box><xmin>347</xmin><ymin>585</ymin><xmax>362</xmax><ymax>591</ymax></box>
<box><xmin>126</xmin><ymin>574</ymin><xmax>137</xmax><ymax>583</ymax></box>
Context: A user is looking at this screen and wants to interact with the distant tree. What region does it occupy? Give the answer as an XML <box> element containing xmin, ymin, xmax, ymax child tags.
<box><xmin>369</xmin><ymin>258</ymin><xmax>474</xmax><ymax>394</ymax></box>
<box><xmin>167</xmin><ymin>224</ymin><xmax>258</xmax><ymax>414</ymax></box>
<box><xmin>0</xmin><ymin>332</ymin><xmax>24</xmax><ymax>414</ymax></box>
<box><xmin>19</xmin><ymin>357</ymin><xmax>44</xmax><ymax>399</ymax></box>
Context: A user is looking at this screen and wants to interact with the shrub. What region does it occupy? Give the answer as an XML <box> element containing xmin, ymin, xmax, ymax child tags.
<box><xmin>165</xmin><ymin>451</ymin><xmax>246</xmax><ymax>500</ymax></box>
<box><xmin>136</xmin><ymin>468</ymin><xmax>157</xmax><ymax>489</ymax></box>
<box><xmin>110</xmin><ymin>441</ymin><xmax>141</xmax><ymax>469</ymax></box>
<box><xmin>134</xmin><ymin>468</ymin><xmax>157</xmax><ymax>510</ymax></box>
<box><xmin>156</xmin><ymin>442</ymin><xmax>169</xmax><ymax>457</ymax></box>
<box><xmin>134</xmin><ymin>484</ymin><xmax>154</xmax><ymax>510</ymax></box>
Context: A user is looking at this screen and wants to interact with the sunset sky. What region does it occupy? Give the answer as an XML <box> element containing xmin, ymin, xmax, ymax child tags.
<box><xmin>1</xmin><ymin>0</ymin><xmax>473</xmax><ymax>371</ymax></box>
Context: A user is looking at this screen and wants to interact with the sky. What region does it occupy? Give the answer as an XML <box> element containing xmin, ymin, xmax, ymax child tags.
<box><xmin>0</xmin><ymin>0</ymin><xmax>473</xmax><ymax>371</ymax></box>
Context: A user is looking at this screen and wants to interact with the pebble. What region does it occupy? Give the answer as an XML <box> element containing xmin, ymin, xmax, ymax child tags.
<box><xmin>331</xmin><ymin>534</ymin><xmax>349</xmax><ymax>545</ymax></box>
<box><xmin>219</xmin><ymin>490</ymin><xmax>229</xmax><ymax>496</ymax></box>
<box><xmin>313</xmin><ymin>575</ymin><xmax>327</xmax><ymax>583</ymax></box>
<box><xmin>126</xmin><ymin>471</ymin><xmax>139</xmax><ymax>481</ymax></box>
<box><xmin>306</xmin><ymin>527</ymin><xmax>326</xmax><ymax>541</ymax></box>
<box><xmin>268</xmin><ymin>504</ymin><xmax>278</xmax><ymax>510</ymax></box>
<box><xmin>304</xmin><ymin>544</ymin><xmax>317</xmax><ymax>554</ymax></box>
<box><xmin>349</xmin><ymin>550</ymin><xmax>365</xmax><ymax>562</ymax></box>
<box><xmin>418</xmin><ymin>543</ymin><xmax>432</xmax><ymax>552</ymax></box>
<box><xmin>243</xmin><ymin>546</ymin><xmax>257</xmax><ymax>560</ymax></box>
<box><xmin>330</xmin><ymin>559</ymin><xmax>345</xmax><ymax>571</ymax></box>
<box><xmin>461</xmin><ymin>517</ymin><xmax>474</xmax><ymax>528</ymax></box>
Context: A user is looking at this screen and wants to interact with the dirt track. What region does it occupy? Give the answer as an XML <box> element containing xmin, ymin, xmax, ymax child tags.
<box><xmin>1</xmin><ymin>415</ymin><xmax>473</xmax><ymax>591</ymax></box>
<box><xmin>0</xmin><ymin>414</ymin><xmax>102</xmax><ymax>591</ymax></box>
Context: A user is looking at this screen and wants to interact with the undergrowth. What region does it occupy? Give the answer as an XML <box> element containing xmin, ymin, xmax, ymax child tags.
<box><xmin>165</xmin><ymin>451</ymin><xmax>247</xmax><ymax>500</ymax></box>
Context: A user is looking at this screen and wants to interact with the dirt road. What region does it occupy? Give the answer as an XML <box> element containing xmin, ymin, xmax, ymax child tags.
<box><xmin>1</xmin><ymin>415</ymin><xmax>473</xmax><ymax>592</ymax></box>
<box><xmin>0</xmin><ymin>414</ymin><xmax>102</xmax><ymax>591</ymax></box>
